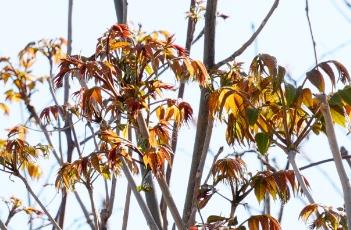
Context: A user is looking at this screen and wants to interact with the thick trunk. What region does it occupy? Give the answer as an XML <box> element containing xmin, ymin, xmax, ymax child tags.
<box><xmin>182</xmin><ymin>0</ymin><xmax>217</xmax><ymax>227</ymax></box>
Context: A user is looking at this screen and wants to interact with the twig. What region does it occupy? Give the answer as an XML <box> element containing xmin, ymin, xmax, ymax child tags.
<box><xmin>121</xmin><ymin>185</ymin><xmax>131</xmax><ymax>230</ymax></box>
<box><xmin>136</xmin><ymin>111</ymin><xmax>185</xmax><ymax>229</ymax></box>
<box><xmin>203</xmin><ymin>146</ymin><xmax>223</xmax><ymax>185</ymax></box>
<box><xmin>17</xmin><ymin>173</ymin><xmax>62</xmax><ymax>230</ymax></box>
<box><xmin>300</xmin><ymin>155</ymin><xmax>351</xmax><ymax>170</ymax></box>
<box><xmin>192</xmin><ymin>27</ymin><xmax>204</xmax><ymax>45</ymax></box>
<box><xmin>214</xmin><ymin>0</ymin><xmax>279</xmax><ymax>69</ymax></box>
<box><xmin>73</xmin><ymin>191</ymin><xmax>94</xmax><ymax>229</ymax></box>
<box><xmin>162</xmin><ymin>1</ymin><xmax>197</xmax><ymax>228</ymax></box>
<box><xmin>0</xmin><ymin>220</ymin><xmax>7</xmax><ymax>230</ymax></box>
<box><xmin>305</xmin><ymin>0</ymin><xmax>318</xmax><ymax>66</ymax></box>
<box><xmin>287</xmin><ymin>150</ymin><xmax>315</xmax><ymax>204</ymax></box>
<box><xmin>183</xmin><ymin>0</ymin><xmax>217</xmax><ymax>226</ymax></box>
<box><xmin>86</xmin><ymin>183</ymin><xmax>100</xmax><ymax>230</ymax></box>
<box><xmin>121</xmin><ymin>158</ymin><xmax>160</xmax><ymax>230</ymax></box>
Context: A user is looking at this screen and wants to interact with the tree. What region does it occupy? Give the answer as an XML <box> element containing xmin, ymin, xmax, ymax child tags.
<box><xmin>1</xmin><ymin>1</ymin><xmax>351</xmax><ymax>230</ymax></box>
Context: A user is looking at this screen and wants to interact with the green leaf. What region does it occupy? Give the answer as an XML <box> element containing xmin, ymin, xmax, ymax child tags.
<box><xmin>306</xmin><ymin>69</ymin><xmax>325</xmax><ymax>92</ymax></box>
<box><xmin>207</xmin><ymin>215</ymin><xmax>227</xmax><ymax>223</ymax></box>
<box><xmin>329</xmin><ymin>92</ymin><xmax>342</xmax><ymax>106</ymax></box>
<box><xmin>254</xmin><ymin>180</ymin><xmax>266</xmax><ymax>202</ymax></box>
<box><xmin>228</xmin><ymin>217</ymin><xmax>238</xmax><ymax>226</ymax></box>
<box><xmin>285</xmin><ymin>83</ymin><xmax>297</xmax><ymax>107</ymax></box>
<box><xmin>246</xmin><ymin>108</ymin><xmax>259</xmax><ymax>126</ymax></box>
<box><xmin>338</xmin><ymin>86</ymin><xmax>351</xmax><ymax>106</ymax></box>
<box><xmin>255</xmin><ymin>132</ymin><xmax>270</xmax><ymax>155</ymax></box>
<box><xmin>330</xmin><ymin>106</ymin><xmax>346</xmax><ymax>127</ymax></box>
<box><xmin>273</xmin><ymin>66</ymin><xmax>285</xmax><ymax>92</ymax></box>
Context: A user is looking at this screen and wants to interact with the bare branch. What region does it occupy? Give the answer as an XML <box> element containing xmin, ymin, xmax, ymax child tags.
<box><xmin>0</xmin><ymin>219</ymin><xmax>7</xmax><ymax>230</ymax></box>
<box><xmin>305</xmin><ymin>0</ymin><xmax>318</xmax><ymax>66</ymax></box>
<box><xmin>17</xmin><ymin>173</ymin><xmax>62</xmax><ymax>230</ymax></box>
<box><xmin>121</xmin><ymin>186</ymin><xmax>131</xmax><ymax>230</ymax></box>
<box><xmin>203</xmin><ymin>146</ymin><xmax>223</xmax><ymax>185</ymax></box>
<box><xmin>162</xmin><ymin>1</ymin><xmax>198</xmax><ymax>228</ymax></box>
<box><xmin>121</xmin><ymin>159</ymin><xmax>160</xmax><ymax>230</ymax></box>
<box><xmin>318</xmin><ymin>94</ymin><xmax>351</xmax><ymax>230</ymax></box>
<box><xmin>183</xmin><ymin>0</ymin><xmax>217</xmax><ymax>226</ymax></box>
<box><xmin>214</xmin><ymin>0</ymin><xmax>279</xmax><ymax>69</ymax></box>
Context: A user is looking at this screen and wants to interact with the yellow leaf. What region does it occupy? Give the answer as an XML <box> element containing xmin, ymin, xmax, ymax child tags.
<box><xmin>0</xmin><ymin>103</ymin><xmax>9</xmax><ymax>115</ymax></box>
<box><xmin>27</xmin><ymin>163</ymin><xmax>42</xmax><ymax>179</ymax></box>
<box><xmin>299</xmin><ymin>203</ymin><xmax>319</xmax><ymax>222</ymax></box>
<box><xmin>109</xmin><ymin>41</ymin><xmax>130</xmax><ymax>50</ymax></box>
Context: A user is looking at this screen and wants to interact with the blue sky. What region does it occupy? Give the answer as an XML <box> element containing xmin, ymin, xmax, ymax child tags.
<box><xmin>1</xmin><ymin>0</ymin><xmax>351</xmax><ymax>229</ymax></box>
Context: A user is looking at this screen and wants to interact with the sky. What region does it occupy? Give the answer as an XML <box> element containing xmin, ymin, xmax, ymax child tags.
<box><xmin>1</xmin><ymin>0</ymin><xmax>351</xmax><ymax>229</ymax></box>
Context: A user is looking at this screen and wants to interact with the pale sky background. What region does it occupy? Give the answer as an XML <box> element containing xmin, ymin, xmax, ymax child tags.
<box><xmin>1</xmin><ymin>0</ymin><xmax>351</xmax><ymax>229</ymax></box>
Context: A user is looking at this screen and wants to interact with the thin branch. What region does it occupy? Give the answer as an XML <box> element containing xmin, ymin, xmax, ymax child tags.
<box><xmin>73</xmin><ymin>191</ymin><xmax>94</xmax><ymax>229</ymax></box>
<box><xmin>305</xmin><ymin>0</ymin><xmax>318</xmax><ymax>66</ymax></box>
<box><xmin>0</xmin><ymin>220</ymin><xmax>7</xmax><ymax>230</ymax></box>
<box><xmin>86</xmin><ymin>184</ymin><xmax>100</xmax><ymax>230</ymax></box>
<box><xmin>121</xmin><ymin>185</ymin><xmax>131</xmax><ymax>230</ymax></box>
<box><xmin>183</xmin><ymin>0</ymin><xmax>217</xmax><ymax>226</ymax></box>
<box><xmin>203</xmin><ymin>147</ymin><xmax>224</xmax><ymax>185</ymax></box>
<box><xmin>192</xmin><ymin>27</ymin><xmax>204</xmax><ymax>45</ymax></box>
<box><xmin>136</xmin><ymin>111</ymin><xmax>184</xmax><ymax>229</ymax></box>
<box><xmin>287</xmin><ymin>150</ymin><xmax>315</xmax><ymax>204</ymax></box>
<box><xmin>300</xmin><ymin>155</ymin><xmax>351</xmax><ymax>171</ymax></box>
<box><xmin>162</xmin><ymin>1</ymin><xmax>197</xmax><ymax>228</ymax></box>
<box><xmin>121</xmin><ymin>158</ymin><xmax>160</xmax><ymax>230</ymax></box>
<box><xmin>214</xmin><ymin>0</ymin><xmax>279</xmax><ymax>69</ymax></box>
<box><xmin>17</xmin><ymin>173</ymin><xmax>62</xmax><ymax>230</ymax></box>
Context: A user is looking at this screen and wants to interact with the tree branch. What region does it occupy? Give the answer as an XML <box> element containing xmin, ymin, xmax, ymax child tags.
<box><xmin>136</xmin><ymin>111</ymin><xmax>184</xmax><ymax>229</ymax></box>
<box><xmin>305</xmin><ymin>0</ymin><xmax>318</xmax><ymax>66</ymax></box>
<box><xmin>121</xmin><ymin>185</ymin><xmax>131</xmax><ymax>230</ymax></box>
<box><xmin>162</xmin><ymin>1</ymin><xmax>197</xmax><ymax>228</ymax></box>
<box><xmin>214</xmin><ymin>0</ymin><xmax>279</xmax><ymax>69</ymax></box>
<box><xmin>183</xmin><ymin>0</ymin><xmax>217</xmax><ymax>226</ymax></box>
<box><xmin>121</xmin><ymin>158</ymin><xmax>160</xmax><ymax>230</ymax></box>
<box><xmin>319</xmin><ymin>94</ymin><xmax>351</xmax><ymax>230</ymax></box>
<box><xmin>17</xmin><ymin>173</ymin><xmax>62</xmax><ymax>230</ymax></box>
<box><xmin>0</xmin><ymin>219</ymin><xmax>7</xmax><ymax>230</ymax></box>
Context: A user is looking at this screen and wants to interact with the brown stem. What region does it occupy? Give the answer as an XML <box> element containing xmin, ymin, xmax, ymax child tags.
<box><xmin>161</xmin><ymin>1</ymin><xmax>197</xmax><ymax>228</ymax></box>
<box><xmin>121</xmin><ymin>185</ymin><xmax>131</xmax><ymax>230</ymax></box>
<box><xmin>305</xmin><ymin>0</ymin><xmax>318</xmax><ymax>66</ymax></box>
<box><xmin>300</xmin><ymin>154</ymin><xmax>351</xmax><ymax>170</ymax></box>
<box><xmin>136</xmin><ymin>111</ymin><xmax>184</xmax><ymax>229</ymax></box>
<box><xmin>86</xmin><ymin>184</ymin><xmax>100</xmax><ymax>230</ymax></box>
<box><xmin>58</xmin><ymin>0</ymin><xmax>74</xmax><ymax>227</ymax></box>
<box><xmin>287</xmin><ymin>150</ymin><xmax>315</xmax><ymax>203</ymax></box>
<box><xmin>214</xmin><ymin>0</ymin><xmax>279</xmax><ymax>69</ymax></box>
<box><xmin>17</xmin><ymin>173</ymin><xmax>62</xmax><ymax>230</ymax></box>
<box><xmin>0</xmin><ymin>220</ymin><xmax>7</xmax><ymax>230</ymax></box>
<box><xmin>113</xmin><ymin>0</ymin><xmax>128</xmax><ymax>24</ymax></box>
<box><xmin>73</xmin><ymin>191</ymin><xmax>94</xmax><ymax>229</ymax></box>
<box><xmin>182</xmin><ymin>0</ymin><xmax>217</xmax><ymax>226</ymax></box>
<box><xmin>121</xmin><ymin>158</ymin><xmax>160</xmax><ymax>230</ymax></box>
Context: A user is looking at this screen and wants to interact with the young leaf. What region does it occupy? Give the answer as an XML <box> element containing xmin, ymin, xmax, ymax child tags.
<box><xmin>246</xmin><ymin>107</ymin><xmax>259</xmax><ymax>126</ymax></box>
<box><xmin>338</xmin><ymin>86</ymin><xmax>351</xmax><ymax>106</ymax></box>
<box><xmin>207</xmin><ymin>215</ymin><xmax>227</xmax><ymax>223</ymax></box>
<box><xmin>306</xmin><ymin>69</ymin><xmax>325</xmax><ymax>92</ymax></box>
<box><xmin>299</xmin><ymin>203</ymin><xmax>319</xmax><ymax>222</ymax></box>
<box><xmin>255</xmin><ymin>132</ymin><xmax>270</xmax><ymax>155</ymax></box>
<box><xmin>285</xmin><ymin>83</ymin><xmax>297</xmax><ymax>107</ymax></box>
